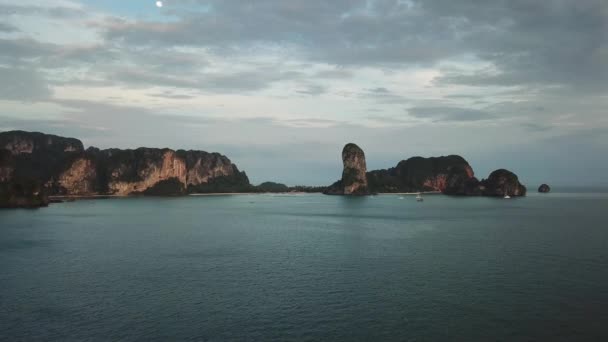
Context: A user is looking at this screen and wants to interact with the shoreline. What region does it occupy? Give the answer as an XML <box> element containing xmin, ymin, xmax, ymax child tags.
<box><xmin>49</xmin><ymin>195</ymin><xmax>125</xmax><ymax>199</ymax></box>
<box><xmin>49</xmin><ymin>192</ymin><xmax>318</xmax><ymax>200</ymax></box>
<box><xmin>49</xmin><ymin>191</ymin><xmax>440</xmax><ymax>200</ymax></box>
<box><xmin>189</xmin><ymin>192</ymin><xmax>316</xmax><ymax>196</ymax></box>
<box><xmin>376</xmin><ymin>191</ymin><xmax>441</xmax><ymax>195</ymax></box>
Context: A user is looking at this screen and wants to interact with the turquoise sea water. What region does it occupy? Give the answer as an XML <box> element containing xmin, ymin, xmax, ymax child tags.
<box><xmin>1</xmin><ymin>192</ymin><xmax>607</xmax><ymax>341</ymax></box>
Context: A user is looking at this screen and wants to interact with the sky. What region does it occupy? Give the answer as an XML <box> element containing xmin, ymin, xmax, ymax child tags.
<box><xmin>0</xmin><ymin>0</ymin><xmax>607</xmax><ymax>186</ymax></box>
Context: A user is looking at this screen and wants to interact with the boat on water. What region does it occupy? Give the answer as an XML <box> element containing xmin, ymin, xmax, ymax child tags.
<box><xmin>416</xmin><ymin>193</ymin><xmax>424</xmax><ymax>202</ymax></box>
<box><xmin>504</xmin><ymin>188</ymin><xmax>511</xmax><ymax>199</ymax></box>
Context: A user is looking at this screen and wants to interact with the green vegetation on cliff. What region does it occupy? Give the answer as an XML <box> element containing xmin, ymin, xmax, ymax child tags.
<box><xmin>0</xmin><ymin>180</ymin><xmax>49</xmax><ymax>208</ymax></box>
<box><xmin>367</xmin><ymin>155</ymin><xmax>473</xmax><ymax>193</ymax></box>
<box><xmin>187</xmin><ymin>171</ymin><xmax>254</xmax><ymax>193</ymax></box>
<box><xmin>257</xmin><ymin>182</ymin><xmax>290</xmax><ymax>193</ymax></box>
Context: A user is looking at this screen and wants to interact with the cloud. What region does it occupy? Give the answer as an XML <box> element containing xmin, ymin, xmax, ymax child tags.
<box><xmin>369</xmin><ymin>87</ymin><xmax>390</xmax><ymax>94</ymax></box>
<box><xmin>0</xmin><ymin>67</ymin><xmax>52</xmax><ymax>101</ymax></box>
<box><xmin>147</xmin><ymin>91</ymin><xmax>196</xmax><ymax>100</ymax></box>
<box><xmin>296</xmin><ymin>84</ymin><xmax>326</xmax><ymax>96</ymax></box>
<box><xmin>281</xmin><ymin>118</ymin><xmax>343</xmax><ymax>128</ymax></box>
<box><xmin>520</xmin><ymin>122</ymin><xmax>553</xmax><ymax>132</ymax></box>
<box><xmin>0</xmin><ymin>3</ymin><xmax>85</xmax><ymax>19</ymax></box>
<box><xmin>361</xmin><ymin>87</ymin><xmax>409</xmax><ymax>104</ymax></box>
<box><xmin>0</xmin><ymin>38</ymin><xmax>56</xmax><ymax>61</ymax></box>
<box><xmin>407</xmin><ymin>106</ymin><xmax>494</xmax><ymax>122</ymax></box>
<box><xmin>93</xmin><ymin>0</ymin><xmax>608</xmax><ymax>96</ymax></box>
<box><xmin>0</xmin><ymin>22</ymin><xmax>16</xmax><ymax>32</ymax></box>
<box><xmin>426</xmin><ymin>0</ymin><xmax>608</xmax><ymax>93</ymax></box>
<box><xmin>99</xmin><ymin>0</ymin><xmax>464</xmax><ymax>66</ymax></box>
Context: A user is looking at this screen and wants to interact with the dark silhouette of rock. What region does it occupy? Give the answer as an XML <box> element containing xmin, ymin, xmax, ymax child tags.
<box><xmin>0</xmin><ymin>180</ymin><xmax>49</xmax><ymax>208</ymax></box>
<box><xmin>368</xmin><ymin>155</ymin><xmax>475</xmax><ymax>193</ymax></box>
<box><xmin>538</xmin><ymin>184</ymin><xmax>551</xmax><ymax>193</ymax></box>
<box><xmin>444</xmin><ymin>165</ymin><xmax>483</xmax><ymax>196</ymax></box>
<box><xmin>325</xmin><ymin>143</ymin><xmax>371</xmax><ymax>195</ymax></box>
<box><xmin>257</xmin><ymin>182</ymin><xmax>289</xmax><ymax>193</ymax></box>
<box><xmin>479</xmin><ymin>169</ymin><xmax>527</xmax><ymax>197</ymax></box>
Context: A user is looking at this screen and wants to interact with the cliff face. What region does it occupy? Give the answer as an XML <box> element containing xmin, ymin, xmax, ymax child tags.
<box><xmin>56</xmin><ymin>157</ymin><xmax>98</xmax><ymax>195</ymax></box>
<box><xmin>0</xmin><ymin>130</ymin><xmax>84</xmax><ymax>155</ymax></box>
<box><xmin>367</xmin><ymin>155</ymin><xmax>475</xmax><ymax>193</ymax></box>
<box><xmin>324</xmin><ymin>143</ymin><xmax>371</xmax><ymax>195</ymax></box>
<box><xmin>0</xmin><ymin>131</ymin><xmax>251</xmax><ymax>207</ymax></box>
<box><xmin>90</xmin><ymin>148</ymin><xmax>189</xmax><ymax>196</ymax></box>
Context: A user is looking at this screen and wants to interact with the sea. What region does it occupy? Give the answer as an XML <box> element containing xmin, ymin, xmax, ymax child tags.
<box><xmin>1</xmin><ymin>190</ymin><xmax>607</xmax><ymax>341</ymax></box>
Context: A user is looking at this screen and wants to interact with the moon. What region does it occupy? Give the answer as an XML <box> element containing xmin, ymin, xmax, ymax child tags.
<box><xmin>156</xmin><ymin>1</ymin><xmax>163</xmax><ymax>7</ymax></box>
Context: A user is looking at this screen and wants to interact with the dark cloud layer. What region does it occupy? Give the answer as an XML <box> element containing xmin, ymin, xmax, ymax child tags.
<box><xmin>98</xmin><ymin>0</ymin><xmax>608</xmax><ymax>94</ymax></box>
<box><xmin>0</xmin><ymin>22</ymin><xmax>16</xmax><ymax>32</ymax></box>
<box><xmin>3</xmin><ymin>1</ymin><xmax>607</xmax><ymax>96</ymax></box>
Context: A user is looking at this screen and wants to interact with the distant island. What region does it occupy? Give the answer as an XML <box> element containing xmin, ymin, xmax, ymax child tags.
<box><xmin>324</xmin><ymin>143</ymin><xmax>527</xmax><ymax>197</ymax></box>
<box><xmin>1</xmin><ymin>131</ymin><xmax>528</xmax><ymax>208</ymax></box>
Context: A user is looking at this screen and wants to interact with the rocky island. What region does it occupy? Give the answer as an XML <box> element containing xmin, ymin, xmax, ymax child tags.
<box><xmin>0</xmin><ymin>131</ymin><xmax>252</xmax><ymax>208</ymax></box>
<box><xmin>324</xmin><ymin>143</ymin><xmax>371</xmax><ymax>195</ymax></box>
<box><xmin>538</xmin><ymin>184</ymin><xmax>551</xmax><ymax>193</ymax></box>
<box><xmin>325</xmin><ymin>143</ymin><xmax>527</xmax><ymax>197</ymax></box>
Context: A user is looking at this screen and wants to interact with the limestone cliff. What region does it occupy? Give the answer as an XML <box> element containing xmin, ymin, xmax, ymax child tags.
<box><xmin>56</xmin><ymin>157</ymin><xmax>98</xmax><ymax>195</ymax></box>
<box><xmin>0</xmin><ymin>130</ymin><xmax>83</xmax><ymax>155</ymax></box>
<box><xmin>178</xmin><ymin>150</ymin><xmax>248</xmax><ymax>193</ymax></box>
<box><xmin>324</xmin><ymin>143</ymin><xmax>371</xmax><ymax>195</ymax></box>
<box><xmin>478</xmin><ymin>169</ymin><xmax>527</xmax><ymax>197</ymax></box>
<box><xmin>367</xmin><ymin>155</ymin><xmax>475</xmax><ymax>193</ymax></box>
<box><xmin>0</xmin><ymin>130</ymin><xmax>252</xmax><ymax>207</ymax></box>
<box><xmin>91</xmin><ymin>148</ymin><xmax>189</xmax><ymax>196</ymax></box>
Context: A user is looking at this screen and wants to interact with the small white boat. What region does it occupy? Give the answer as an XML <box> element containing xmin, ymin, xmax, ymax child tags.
<box><xmin>503</xmin><ymin>188</ymin><xmax>511</xmax><ymax>199</ymax></box>
<box><xmin>416</xmin><ymin>193</ymin><xmax>424</xmax><ymax>202</ymax></box>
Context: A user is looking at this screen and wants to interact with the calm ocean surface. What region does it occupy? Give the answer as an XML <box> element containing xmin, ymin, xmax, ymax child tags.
<box><xmin>1</xmin><ymin>192</ymin><xmax>607</xmax><ymax>341</ymax></box>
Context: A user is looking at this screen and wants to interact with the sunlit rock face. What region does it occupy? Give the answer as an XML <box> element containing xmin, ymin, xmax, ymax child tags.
<box><xmin>181</xmin><ymin>151</ymin><xmax>236</xmax><ymax>187</ymax></box>
<box><xmin>0</xmin><ymin>131</ymin><xmax>252</xmax><ymax>206</ymax></box>
<box><xmin>341</xmin><ymin>143</ymin><xmax>370</xmax><ymax>195</ymax></box>
<box><xmin>95</xmin><ymin>149</ymin><xmax>188</xmax><ymax>196</ymax></box>
<box><xmin>324</xmin><ymin>143</ymin><xmax>370</xmax><ymax>195</ymax></box>
<box><xmin>56</xmin><ymin>157</ymin><xmax>98</xmax><ymax>195</ymax></box>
